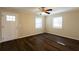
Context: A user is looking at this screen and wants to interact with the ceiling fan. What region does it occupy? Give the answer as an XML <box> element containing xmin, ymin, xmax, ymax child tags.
<box><xmin>40</xmin><ymin>7</ymin><xmax>52</xmax><ymax>14</ymax></box>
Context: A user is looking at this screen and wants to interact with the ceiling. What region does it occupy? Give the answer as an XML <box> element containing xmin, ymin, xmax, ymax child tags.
<box><xmin>10</xmin><ymin>7</ymin><xmax>79</xmax><ymax>15</ymax></box>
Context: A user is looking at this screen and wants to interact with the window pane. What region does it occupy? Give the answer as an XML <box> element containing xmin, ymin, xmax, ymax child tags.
<box><xmin>53</xmin><ymin>17</ymin><xmax>62</xmax><ymax>29</ymax></box>
<box><xmin>35</xmin><ymin>17</ymin><xmax>42</xmax><ymax>28</ymax></box>
<box><xmin>36</xmin><ymin>23</ymin><xmax>42</xmax><ymax>28</ymax></box>
<box><xmin>6</xmin><ymin>15</ymin><xmax>16</xmax><ymax>21</ymax></box>
<box><xmin>12</xmin><ymin>16</ymin><xmax>16</xmax><ymax>21</ymax></box>
<box><xmin>36</xmin><ymin>17</ymin><xmax>42</xmax><ymax>24</ymax></box>
<box><xmin>12</xmin><ymin>16</ymin><xmax>16</xmax><ymax>20</ymax></box>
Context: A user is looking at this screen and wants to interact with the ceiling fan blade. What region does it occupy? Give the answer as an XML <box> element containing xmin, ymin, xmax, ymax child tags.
<box><xmin>45</xmin><ymin>12</ymin><xmax>50</xmax><ymax>14</ymax></box>
<box><xmin>46</xmin><ymin>9</ymin><xmax>52</xmax><ymax>11</ymax></box>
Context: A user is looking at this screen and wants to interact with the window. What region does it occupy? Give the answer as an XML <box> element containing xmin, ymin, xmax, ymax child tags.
<box><xmin>53</xmin><ymin>16</ymin><xmax>63</xmax><ymax>29</ymax></box>
<box><xmin>6</xmin><ymin>15</ymin><xmax>16</xmax><ymax>21</ymax></box>
<box><xmin>35</xmin><ymin>16</ymin><xmax>42</xmax><ymax>29</ymax></box>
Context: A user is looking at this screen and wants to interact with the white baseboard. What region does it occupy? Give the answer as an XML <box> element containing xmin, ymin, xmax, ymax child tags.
<box><xmin>47</xmin><ymin>32</ymin><xmax>79</xmax><ymax>40</ymax></box>
<box><xmin>18</xmin><ymin>32</ymin><xmax>44</xmax><ymax>39</ymax></box>
<box><xmin>0</xmin><ymin>32</ymin><xmax>79</xmax><ymax>43</ymax></box>
<box><xmin>0</xmin><ymin>32</ymin><xmax>44</xmax><ymax>43</ymax></box>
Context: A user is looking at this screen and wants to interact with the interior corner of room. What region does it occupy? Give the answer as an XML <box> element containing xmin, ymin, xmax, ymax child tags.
<box><xmin>0</xmin><ymin>7</ymin><xmax>79</xmax><ymax>42</ymax></box>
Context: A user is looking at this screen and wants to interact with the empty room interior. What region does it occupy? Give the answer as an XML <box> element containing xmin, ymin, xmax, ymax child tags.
<box><xmin>0</xmin><ymin>7</ymin><xmax>79</xmax><ymax>51</ymax></box>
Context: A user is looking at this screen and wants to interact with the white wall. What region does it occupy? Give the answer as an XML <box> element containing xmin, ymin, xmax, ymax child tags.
<box><xmin>46</xmin><ymin>10</ymin><xmax>79</xmax><ymax>40</ymax></box>
<box><xmin>18</xmin><ymin>12</ymin><xmax>45</xmax><ymax>38</ymax></box>
<box><xmin>0</xmin><ymin>8</ymin><xmax>45</xmax><ymax>42</ymax></box>
<box><xmin>1</xmin><ymin>7</ymin><xmax>79</xmax><ymax>43</ymax></box>
<box><xmin>0</xmin><ymin>13</ymin><xmax>2</xmax><ymax>42</ymax></box>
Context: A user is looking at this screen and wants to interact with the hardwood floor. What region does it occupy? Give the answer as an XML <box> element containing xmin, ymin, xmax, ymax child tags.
<box><xmin>0</xmin><ymin>33</ymin><xmax>79</xmax><ymax>51</ymax></box>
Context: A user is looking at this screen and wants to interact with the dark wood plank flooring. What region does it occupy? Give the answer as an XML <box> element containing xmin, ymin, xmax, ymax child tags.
<box><xmin>0</xmin><ymin>33</ymin><xmax>79</xmax><ymax>51</ymax></box>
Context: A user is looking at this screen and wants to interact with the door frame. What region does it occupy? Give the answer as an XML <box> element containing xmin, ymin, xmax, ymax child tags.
<box><xmin>1</xmin><ymin>12</ymin><xmax>18</xmax><ymax>42</ymax></box>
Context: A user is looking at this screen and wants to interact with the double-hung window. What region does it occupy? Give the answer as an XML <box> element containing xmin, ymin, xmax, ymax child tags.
<box><xmin>35</xmin><ymin>16</ymin><xmax>42</xmax><ymax>29</ymax></box>
<box><xmin>53</xmin><ymin>16</ymin><xmax>63</xmax><ymax>29</ymax></box>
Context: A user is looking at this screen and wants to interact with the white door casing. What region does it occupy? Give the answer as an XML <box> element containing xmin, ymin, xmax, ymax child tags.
<box><xmin>1</xmin><ymin>12</ymin><xmax>18</xmax><ymax>42</ymax></box>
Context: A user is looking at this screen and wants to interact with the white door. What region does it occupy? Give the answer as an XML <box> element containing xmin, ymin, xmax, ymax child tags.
<box><xmin>1</xmin><ymin>13</ymin><xmax>18</xmax><ymax>42</ymax></box>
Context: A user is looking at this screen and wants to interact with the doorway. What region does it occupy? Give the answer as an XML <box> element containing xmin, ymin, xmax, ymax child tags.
<box><xmin>1</xmin><ymin>12</ymin><xmax>18</xmax><ymax>42</ymax></box>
